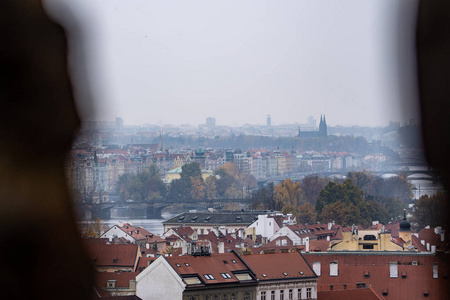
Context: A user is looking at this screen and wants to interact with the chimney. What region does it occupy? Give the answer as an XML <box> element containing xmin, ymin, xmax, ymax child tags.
<box><xmin>146</xmin><ymin>243</ymin><xmax>150</xmax><ymax>250</ymax></box>
<box><xmin>327</xmin><ymin>236</ymin><xmax>330</xmax><ymax>242</ymax></box>
<box><xmin>129</xmin><ymin>280</ymin><xmax>136</xmax><ymax>290</ymax></box>
<box><xmin>434</xmin><ymin>227</ymin><xmax>441</xmax><ymax>235</ymax></box>
<box><xmin>328</xmin><ymin>222</ymin><xmax>333</xmax><ymax>230</ymax></box>
<box><xmin>108</xmin><ymin>236</ymin><xmax>113</xmax><ymax>242</ymax></box>
<box><xmin>431</xmin><ymin>245</ymin><xmax>436</xmax><ymax>253</ymax></box>
<box><xmin>427</xmin><ymin>242</ymin><xmax>430</xmax><ymax>251</ymax></box>
<box><xmin>305</xmin><ymin>237</ymin><xmax>310</xmax><ymax>253</ymax></box>
<box><xmin>440</xmin><ymin>230</ymin><xmax>445</xmax><ymax>242</ymax></box>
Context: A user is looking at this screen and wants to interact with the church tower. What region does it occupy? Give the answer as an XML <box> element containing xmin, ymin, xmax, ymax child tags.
<box><xmin>319</xmin><ymin>115</ymin><xmax>327</xmax><ymax>137</ymax></box>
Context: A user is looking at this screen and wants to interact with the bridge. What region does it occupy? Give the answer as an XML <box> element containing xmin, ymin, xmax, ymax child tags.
<box><xmin>77</xmin><ymin>198</ymin><xmax>253</xmax><ymax>220</ymax></box>
<box><xmin>258</xmin><ymin>168</ymin><xmax>441</xmax><ymax>186</ymax></box>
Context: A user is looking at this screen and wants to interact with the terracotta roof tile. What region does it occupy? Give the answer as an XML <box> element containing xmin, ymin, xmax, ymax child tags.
<box><xmin>166</xmin><ymin>252</ymin><xmax>255</xmax><ymax>286</ymax></box>
<box><xmin>86</xmin><ymin>243</ymin><xmax>139</xmax><ymax>268</ymax></box>
<box><xmin>242</xmin><ymin>252</ymin><xmax>316</xmax><ymax>280</ymax></box>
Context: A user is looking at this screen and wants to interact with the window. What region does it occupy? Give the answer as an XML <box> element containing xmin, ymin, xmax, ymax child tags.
<box><xmin>280</xmin><ymin>290</ymin><xmax>284</xmax><ymax>300</ymax></box>
<box><xmin>330</xmin><ymin>285</ymin><xmax>333</xmax><ymax>291</ymax></box>
<box><xmin>271</xmin><ymin>291</ymin><xmax>275</xmax><ymax>300</ymax></box>
<box><xmin>313</xmin><ymin>262</ymin><xmax>321</xmax><ymax>276</ymax></box>
<box><xmin>220</xmin><ymin>273</ymin><xmax>232</xmax><ymax>279</ymax></box>
<box><xmin>297</xmin><ymin>289</ymin><xmax>302</xmax><ymax>299</ymax></box>
<box><xmin>363</xmin><ymin>244</ymin><xmax>374</xmax><ymax>249</ymax></box>
<box><xmin>107</xmin><ymin>280</ymin><xmax>116</xmax><ymax>288</ymax></box>
<box><xmin>364</xmin><ymin>271</ymin><xmax>370</xmax><ymax>278</ymax></box>
<box><xmin>231</xmin><ymin>294</ymin><xmax>235</xmax><ymax>300</ymax></box>
<box><xmin>330</xmin><ymin>261</ymin><xmax>338</xmax><ymax>276</ymax></box>
<box><xmin>204</xmin><ymin>274</ymin><xmax>215</xmax><ymax>280</ymax></box>
<box><xmin>433</xmin><ymin>263</ymin><xmax>438</xmax><ymax>279</ymax></box>
<box><xmin>306</xmin><ymin>288</ymin><xmax>311</xmax><ymax>299</ymax></box>
<box><xmin>261</xmin><ymin>291</ymin><xmax>266</xmax><ymax>300</ymax></box>
<box><xmin>390</xmin><ymin>262</ymin><xmax>398</xmax><ymax>278</ymax></box>
<box><xmin>185</xmin><ymin>263</ymin><xmax>190</xmax><ymax>267</ymax></box>
<box><xmin>244</xmin><ymin>293</ymin><xmax>250</xmax><ymax>300</ymax></box>
<box><xmin>222</xmin><ymin>295</ymin><xmax>227</xmax><ymax>300</ymax></box>
<box><xmin>288</xmin><ymin>289</ymin><xmax>293</xmax><ymax>300</ymax></box>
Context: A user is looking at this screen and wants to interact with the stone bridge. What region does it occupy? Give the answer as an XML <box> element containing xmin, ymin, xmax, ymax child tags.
<box><xmin>77</xmin><ymin>198</ymin><xmax>253</xmax><ymax>220</ymax></box>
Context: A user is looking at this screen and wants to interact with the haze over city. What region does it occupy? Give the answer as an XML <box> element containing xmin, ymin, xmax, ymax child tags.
<box><xmin>45</xmin><ymin>0</ymin><xmax>420</xmax><ymax>127</ymax></box>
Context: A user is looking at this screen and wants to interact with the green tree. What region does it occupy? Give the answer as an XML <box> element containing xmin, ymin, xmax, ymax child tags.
<box><xmin>117</xmin><ymin>165</ymin><xmax>167</xmax><ymax>202</ymax></box>
<box><xmin>316</xmin><ymin>179</ymin><xmax>374</xmax><ymax>227</ymax></box>
<box><xmin>181</xmin><ymin>162</ymin><xmax>202</xmax><ymax>179</ymax></box>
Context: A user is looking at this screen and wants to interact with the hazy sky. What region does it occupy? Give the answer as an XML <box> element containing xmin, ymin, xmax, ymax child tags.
<box><xmin>45</xmin><ymin>0</ymin><xmax>420</xmax><ymax>127</ymax></box>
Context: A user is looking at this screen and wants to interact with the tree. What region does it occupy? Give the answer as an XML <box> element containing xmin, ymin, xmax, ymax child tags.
<box><xmin>117</xmin><ymin>165</ymin><xmax>167</xmax><ymax>202</ymax></box>
<box><xmin>250</xmin><ymin>182</ymin><xmax>275</xmax><ymax>209</ymax></box>
<box><xmin>204</xmin><ymin>176</ymin><xmax>217</xmax><ymax>199</ymax></box>
<box><xmin>275</xmin><ymin>179</ymin><xmax>303</xmax><ymax>213</ymax></box>
<box><xmin>412</xmin><ymin>191</ymin><xmax>449</xmax><ymax>229</ymax></box>
<box><xmin>301</xmin><ymin>175</ymin><xmax>330</xmax><ymax>205</ymax></box>
<box><xmin>190</xmin><ymin>177</ymin><xmax>205</xmax><ymax>200</ymax></box>
<box><xmin>215</xmin><ymin>162</ymin><xmax>257</xmax><ymax>199</ymax></box>
<box><xmin>297</xmin><ymin>203</ymin><xmax>317</xmax><ymax>225</ymax></box>
<box><xmin>82</xmin><ymin>218</ymin><xmax>106</xmax><ymax>238</ymax></box>
<box><xmin>316</xmin><ymin>179</ymin><xmax>375</xmax><ymax>228</ymax></box>
<box><xmin>181</xmin><ymin>162</ymin><xmax>202</xmax><ymax>179</ymax></box>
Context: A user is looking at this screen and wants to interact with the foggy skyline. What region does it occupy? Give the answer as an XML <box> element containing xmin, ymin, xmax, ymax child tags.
<box><xmin>45</xmin><ymin>0</ymin><xmax>420</xmax><ymax>127</ymax></box>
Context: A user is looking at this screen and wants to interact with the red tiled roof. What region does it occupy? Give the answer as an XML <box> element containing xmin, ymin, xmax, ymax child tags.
<box><xmin>136</xmin><ymin>257</ymin><xmax>156</xmax><ymax>273</ymax></box>
<box><xmin>318</xmin><ymin>286</ymin><xmax>385</xmax><ymax>300</ymax></box>
<box><xmin>86</xmin><ymin>243</ymin><xmax>139</xmax><ymax>268</ymax></box>
<box><xmin>94</xmin><ymin>271</ymin><xmax>138</xmax><ymax>288</ymax></box>
<box><xmin>166</xmin><ymin>252</ymin><xmax>254</xmax><ymax>286</ymax></box>
<box><xmin>309</xmin><ymin>240</ymin><xmax>330</xmax><ymax>252</ymax></box>
<box><xmin>304</xmin><ymin>253</ymin><xmax>450</xmax><ymax>300</ymax></box>
<box><xmin>242</xmin><ymin>252</ymin><xmax>316</xmax><ymax>280</ymax></box>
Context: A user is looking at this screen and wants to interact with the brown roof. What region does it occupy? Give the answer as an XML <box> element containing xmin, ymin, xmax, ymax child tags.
<box><xmin>166</xmin><ymin>252</ymin><xmax>255</xmax><ymax>286</ymax></box>
<box><xmin>136</xmin><ymin>257</ymin><xmax>156</xmax><ymax>273</ymax></box>
<box><xmin>304</xmin><ymin>252</ymin><xmax>450</xmax><ymax>300</ymax></box>
<box><xmin>318</xmin><ymin>286</ymin><xmax>385</xmax><ymax>300</ymax></box>
<box><xmin>242</xmin><ymin>252</ymin><xmax>316</xmax><ymax>280</ymax></box>
<box><xmin>94</xmin><ymin>271</ymin><xmax>137</xmax><ymax>288</ymax></box>
<box><xmin>309</xmin><ymin>240</ymin><xmax>330</xmax><ymax>252</ymax></box>
<box><xmin>86</xmin><ymin>243</ymin><xmax>139</xmax><ymax>268</ymax></box>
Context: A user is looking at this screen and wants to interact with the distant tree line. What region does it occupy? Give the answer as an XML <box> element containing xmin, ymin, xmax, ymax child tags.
<box><xmin>117</xmin><ymin>162</ymin><xmax>257</xmax><ymax>204</ymax></box>
<box><xmin>250</xmin><ymin>171</ymin><xmax>414</xmax><ymax>227</ymax></box>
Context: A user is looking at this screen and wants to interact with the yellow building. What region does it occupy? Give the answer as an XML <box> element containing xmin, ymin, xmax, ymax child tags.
<box><xmin>330</xmin><ymin>227</ymin><xmax>404</xmax><ymax>251</ymax></box>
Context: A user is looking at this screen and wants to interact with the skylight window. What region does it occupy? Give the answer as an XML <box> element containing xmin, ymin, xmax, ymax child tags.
<box><xmin>231</xmin><ymin>259</ymin><xmax>237</xmax><ymax>264</ymax></box>
<box><xmin>185</xmin><ymin>263</ymin><xmax>190</xmax><ymax>267</ymax></box>
<box><xmin>299</xmin><ymin>271</ymin><xmax>304</xmax><ymax>275</ymax></box>
<box><xmin>283</xmin><ymin>272</ymin><xmax>288</xmax><ymax>276</ymax></box>
<box><xmin>262</xmin><ymin>274</ymin><xmax>267</xmax><ymax>277</ymax></box>
<box><xmin>221</xmin><ymin>273</ymin><xmax>232</xmax><ymax>279</ymax></box>
<box><xmin>176</xmin><ymin>263</ymin><xmax>181</xmax><ymax>267</ymax></box>
<box><xmin>204</xmin><ymin>274</ymin><xmax>215</xmax><ymax>280</ymax></box>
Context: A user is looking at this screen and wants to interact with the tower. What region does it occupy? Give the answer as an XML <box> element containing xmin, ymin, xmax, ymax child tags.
<box><xmin>266</xmin><ymin>115</ymin><xmax>271</xmax><ymax>127</ymax></box>
<box><xmin>319</xmin><ymin>115</ymin><xmax>327</xmax><ymax>137</ymax></box>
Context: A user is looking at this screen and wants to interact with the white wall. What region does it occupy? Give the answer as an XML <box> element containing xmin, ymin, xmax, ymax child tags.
<box><xmin>136</xmin><ymin>256</ymin><xmax>185</xmax><ymax>300</ymax></box>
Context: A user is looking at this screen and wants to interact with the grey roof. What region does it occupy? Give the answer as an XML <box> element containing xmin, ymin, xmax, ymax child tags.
<box><xmin>163</xmin><ymin>211</ymin><xmax>270</xmax><ymax>226</ymax></box>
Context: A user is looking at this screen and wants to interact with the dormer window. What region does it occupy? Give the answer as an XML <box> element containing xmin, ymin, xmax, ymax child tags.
<box><xmin>113</xmin><ymin>258</ymin><xmax>119</xmax><ymax>263</ymax></box>
<box><xmin>107</xmin><ymin>280</ymin><xmax>116</xmax><ymax>288</ymax></box>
